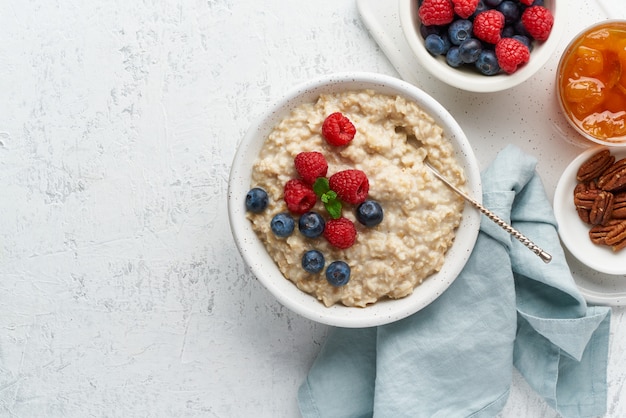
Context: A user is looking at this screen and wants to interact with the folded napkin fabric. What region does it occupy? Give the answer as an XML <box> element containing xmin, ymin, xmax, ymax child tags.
<box><xmin>298</xmin><ymin>145</ymin><xmax>611</xmax><ymax>418</ymax></box>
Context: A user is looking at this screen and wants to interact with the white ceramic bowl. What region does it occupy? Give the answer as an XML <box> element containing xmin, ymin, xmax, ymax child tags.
<box><xmin>553</xmin><ymin>145</ymin><xmax>626</xmax><ymax>275</ymax></box>
<box><xmin>398</xmin><ymin>0</ymin><xmax>566</xmax><ymax>93</ymax></box>
<box><xmin>228</xmin><ymin>72</ymin><xmax>482</xmax><ymax>328</ymax></box>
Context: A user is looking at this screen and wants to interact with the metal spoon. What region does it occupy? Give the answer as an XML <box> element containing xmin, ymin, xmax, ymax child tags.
<box><xmin>425</xmin><ymin>162</ymin><xmax>552</xmax><ymax>264</ymax></box>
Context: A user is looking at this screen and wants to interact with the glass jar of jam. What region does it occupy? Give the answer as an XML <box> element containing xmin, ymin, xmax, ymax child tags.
<box><xmin>557</xmin><ymin>21</ymin><xmax>626</xmax><ymax>146</ymax></box>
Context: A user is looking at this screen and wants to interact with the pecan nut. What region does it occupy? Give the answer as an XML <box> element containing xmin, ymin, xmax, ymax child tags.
<box><xmin>613</xmin><ymin>192</ymin><xmax>626</xmax><ymax>219</ymax></box>
<box><xmin>589</xmin><ymin>219</ymin><xmax>626</xmax><ymax>251</ymax></box>
<box><xmin>605</xmin><ymin>220</ymin><xmax>626</xmax><ymax>249</ymax></box>
<box><xmin>574</xmin><ymin>189</ymin><xmax>599</xmax><ymax>224</ymax></box>
<box><xmin>577</xmin><ymin>149</ymin><xmax>615</xmax><ymax>182</ymax></box>
<box><xmin>589</xmin><ymin>190</ymin><xmax>614</xmax><ymax>225</ymax></box>
<box><xmin>589</xmin><ymin>222</ymin><xmax>615</xmax><ymax>245</ymax></box>
<box><xmin>574</xmin><ymin>189</ymin><xmax>614</xmax><ymax>225</ymax></box>
<box><xmin>573</xmin><ymin>181</ymin><xmax>597</xmax><ymax>197</ymax></box>
<box><xmin>574</xmin><ymin>189</ymin><xmax>600</xmax><ymax>210</ymax></box>
<box><xmin>597</xmin><ymin>158</ymin><xmax>626</xmax><ymax>192</ymax></box>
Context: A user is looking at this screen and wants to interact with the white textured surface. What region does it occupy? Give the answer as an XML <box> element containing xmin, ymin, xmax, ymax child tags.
<box><xmin>0</xmin><ymin>1</ymin><xmax>625</xmax><ymax>417</ymax></box>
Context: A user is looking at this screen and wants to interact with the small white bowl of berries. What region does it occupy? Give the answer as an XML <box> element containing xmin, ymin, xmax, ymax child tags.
<box><xmin>398</xmin><ymin>0</ymin><xmax>566</xmax><ymax>93</ymax></box>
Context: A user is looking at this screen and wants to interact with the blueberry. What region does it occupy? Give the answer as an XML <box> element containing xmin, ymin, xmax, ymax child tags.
<box><xmin>270</xmin><ymin>212</ymin><xmax>295</xmax><ymax>237</ymax></box>
<box><xmin>302</xmin><ymin>250</ymin><xmax>325</xmax><ymax>274</ymax></box>
<box><xmin>445</xmin><ymin>47</ymin><xmax>463</xmax><ymax>67</ymax></box>
<box><xmin>470</xmin><ymin>0</ymin><xmax>489</xmax><ymax>19</ymax></box>
<box><xmin>514</xmin><ymin>19</ymin><xmax>530</xmax><ymax>38</ymax></box>
<box><xmin>356</xmin><ymin>200</ymin><xmax>384</xmax><ymax>227</ymax></box>
<box><xmin>325</xmin><ymin>261</ymin><xmax>351</xmax><ymax>287</ymax></box>
<box><xmin>424</xmin><ymin>33</ymin><xmax>451</xmax><ymax>56</ymax></box>
<box><xmin>497</xmin><ymin>1</ymin><xmax>520</xmax><ymax>25</ymax></box>
<box><xmin>420</xmin><ymin>24</ymin><xmax>441</xmax><ymax>39</ymax></box>
<box><xmin>501</xmin><ymin>25</ymin><xmax>515</xmax><ymax>38</ymax></box>
<box><xmin>448</xmin><ymin>20</ymin><xmax>473</xmax><ymax>46</ymax></box>
<box><xmin>298</xmin><ymin>211</ymin><xmax>325</xmax><ymax>238</ymax></box>
<box><xmin>458</xmin><ymin>38</ymin><xmax>482</xmax><ymax>63</ymax></box>
<box><xmin>245</xmin><ymin>187</ymin><xmax>268</xmax><ymax>213</ymax></box>
<box><xmin>513</xmin><ymin>35</ymin><xmax>533</xmax><ymax>51</ymax></box>
<box><xmin>483</xmin><ymin>0</ymin><xmax>503</xmax><ymax>7</ymax></box>
<box><xmin>475</xmin><ymin>50</ymin><xmax>501</xmax><ymax>75</ymax></box>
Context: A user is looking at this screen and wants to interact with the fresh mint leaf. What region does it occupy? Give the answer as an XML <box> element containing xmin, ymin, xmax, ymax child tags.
<box><xmin>321</xmin><ymin>190</ymin><xmax>337</xmax><ymax>204</ymax></box>
<box><xmin>313</xmin><ymin>177</ymin><xmax>330</xmax><ymax>197</ymax></box>
<box><xmin>313</xmin><ymin>177</ymin><xmax>341</xmax><ymax>218</ymax></box>
<box><xmin>325</xmin><ymin>199</ymin><xmax>342</xmax><ymax>219</ymax></box>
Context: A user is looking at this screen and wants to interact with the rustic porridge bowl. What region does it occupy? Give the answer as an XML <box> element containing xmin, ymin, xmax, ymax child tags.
<box><xmin>227</xmin><ymin>72</ymin><xmax>482</xmax><ymax>328</ymax></box>
<box><xmin>553</xmin><ymin>145</ymin><xmax>626</xmax><ymax>275</ymax></box>
<box><xmin>556</xmin><ymin>20</ymin><xmax>626</xmax><ymax>147</ymax></box>
<box><xmin>398</xmin><ymin>0</ymin><xmax>566</xmax><ymax>93</ymax></box>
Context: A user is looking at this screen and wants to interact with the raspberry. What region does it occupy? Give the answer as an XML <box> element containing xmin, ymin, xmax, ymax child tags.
<box><xmin>418</xmin><ymin>0</ymin><xmax>454</xmax><ymax>26</ymax></box>
<box><xmin>324</xmin><ymin>218</ymin><xmax>357</xmax><ymax>249</ymax></box>
<box><xmin>294</xmin><ymin>151</ymin><xmax>328</xmax><ymax>185</ymax></box>
<box><xmin>519</xmin><ymin>0</ymin><xmax>534</xmax><ymax>5</ymax></box>
<box><xmin>495</xmin><ymin>37</ymin><xmax>530</xmax><ymax>74</ymax></box>
<box><xmin>521</xmin><ymin>5</ymin><xmax>554</xmax><ymax>42</ymax></box>
<box><xmin>452</xmin><ymin>0</ymin><xmax>479</xmax><ymax>19</ymax></box>
<box><xmin>284</xmin><ymin>179</ymin><xmax>317</xmax><ymax>214</ymax></box>
<box><xmin>329</xmin><ymin>169</ymin><xmax>369</xmax><ymax>205</ymax></box>
<box><xmin>322</xmin><ymin>112</ymin><xmax>356</xmax><ymax>146</ymax></box>
<box><xmin>473</xmin><ymin>10</ymin><xmax>505</xmax><ymax>44</ymax></box>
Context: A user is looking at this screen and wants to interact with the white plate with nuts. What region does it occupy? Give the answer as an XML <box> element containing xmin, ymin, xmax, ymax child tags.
<box><xmin>554</xmin><ymin>145</ymin><xmax>626</xmax><ymax>288</ymax></box>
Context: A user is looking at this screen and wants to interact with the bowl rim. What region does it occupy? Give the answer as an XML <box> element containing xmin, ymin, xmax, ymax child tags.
<box><xmin>227</xmin><ymin>71</ymin><xmax>482</xmax><ymax>327</ymax></box>
<box><xmin>553</xmin><ymin>144</ymin><xmax>626</xmax><ymax>275</ymax></box>
<box><xmin>556</xmin><ymin>19</ymin><xmax>626</xmax><ymax>147</ymax></box>
<box><xmin>398</xmin><ymin>0</ymin><xmax>566</xmax><ymax>93</ymax></box>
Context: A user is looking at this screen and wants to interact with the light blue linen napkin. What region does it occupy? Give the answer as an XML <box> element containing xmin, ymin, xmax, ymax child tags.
<box><xmin>298</xmin><ymin>144</ymin><xmax>611</xmax><ymax>418</ymax></box>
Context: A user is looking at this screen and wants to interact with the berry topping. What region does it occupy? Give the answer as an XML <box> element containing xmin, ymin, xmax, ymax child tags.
<box><xmin>471</xmin><ymin>0</ymin><xmax>490</xmax><ymax>17</ymax></box>
<box><xmin>425</xmin><ymin>33</ymin><xmax>451</xmax><ymax>55</ymax></box>
<box><xmin>452</xmin><ymin>0</ymin><xmax>479</xmax><ymax>19</ymax></box>
<box><xmin>356</xmin><ymin>200</ymin><xmax>384</xmax><ymax>227</ymax></box>
<box><xmin>448</xmin><ymin>19</ymin><xmax>473</xmax><ymax>46</ymax></box>
<box><xmin>329</xmin><ymin>169</ymin><xmax>369</xmax><ymax>205</ymax></box>
<box><xmin>497</xmin><ymin>1</ymin><xmax>520</xmax><ymax>25</ymax></box>
<box><xmin>473</xmin><ymin>10</ymin><xmax>505</xmax><ymax>44</ymax></box>
<box><xmin>284</xmin><ymin>179</ymin><xmax>317</xmax><ymax>214</ymax></box>
<box><xmin>458</xmin><ymin>38</ymin><xmax>483</xmax><ymax>63</ymax></box>
<box><xmin>495</xmin><ymin>37</ymin><xmax>530</xmax><ymax>74</ymax></box>
<box><xmin>302</xmin><ymin>250</ymin><xmax>325</xmax><ymax>274</ymax></box>
<box><xmin>323</xmin><ymin>218</ymin><xmax>357</xmax><ymax>249</ymax></box>
<box><xmin>325</xmin><ymin>261</ymin><xmax>351</xmax><ymax>287</ymax></box>
<box><xmin>484</xmin><ymin>0</ymin><xmax>503</xmax><ymax>7</ymax></box>
<box><xmin>298</xmin><ymin>211</ymin><xmax>326</xmax><ymax>238</ymax></box>
<box><xmin>294</xmin><ymin>151</ymin><xmax>328</xmax><ymax>185</ymax></box>
<box><xmin>271</xmin><ymin>213</ymin><xmax>295</xmax><ymax>237</ymax></box>
<box><xmin>245</xmin><ymin>187</ymin><xmax>269</xmax><ymax>213</ymax></box>
<box><xmin>521</xmin><ymin>5</ymin><xmax>553</xmax><ymax>42</ymax></box>
<box><xmin>322</xmin><ymin>112</ymin><xmax>356</xmax><ymax>146</ymax></box>
<box><xmin>446</xmin><ymin>46</ymin><xmax>463</xmax><ymax>67</ymax></box>
<box><xmin>476</xmin><ymin>49</ymin><xmax>501</xmax><ymax>75</ymax></box>
<box><xmin>418</xmin><ymin>0</ymin><xmax>455</xmax><ymax>26</ymax></box>
<box><xmin>418</xmin><ymin>0</ymin><xmax>552</xmax><ymax>75</ymax></box>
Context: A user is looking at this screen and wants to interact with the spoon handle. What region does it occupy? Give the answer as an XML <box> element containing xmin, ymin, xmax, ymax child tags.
<box><xmin>426</xmin><ymin>163</ymin><xmax>552</xmax><ymax>263</ymax></box>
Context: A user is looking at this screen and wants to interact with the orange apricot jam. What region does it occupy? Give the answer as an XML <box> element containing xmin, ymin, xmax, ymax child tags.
<box><xmin>557</xmin><ymin>21</ymin><xmax>626</xmax><ymax>144</ymax></box>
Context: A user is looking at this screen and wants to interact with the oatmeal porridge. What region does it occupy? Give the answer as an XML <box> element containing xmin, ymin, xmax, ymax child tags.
<box><xmin>247</xmin><ymin>89</ymin><xmax>466</xmax><ymax>307</ymax></box>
